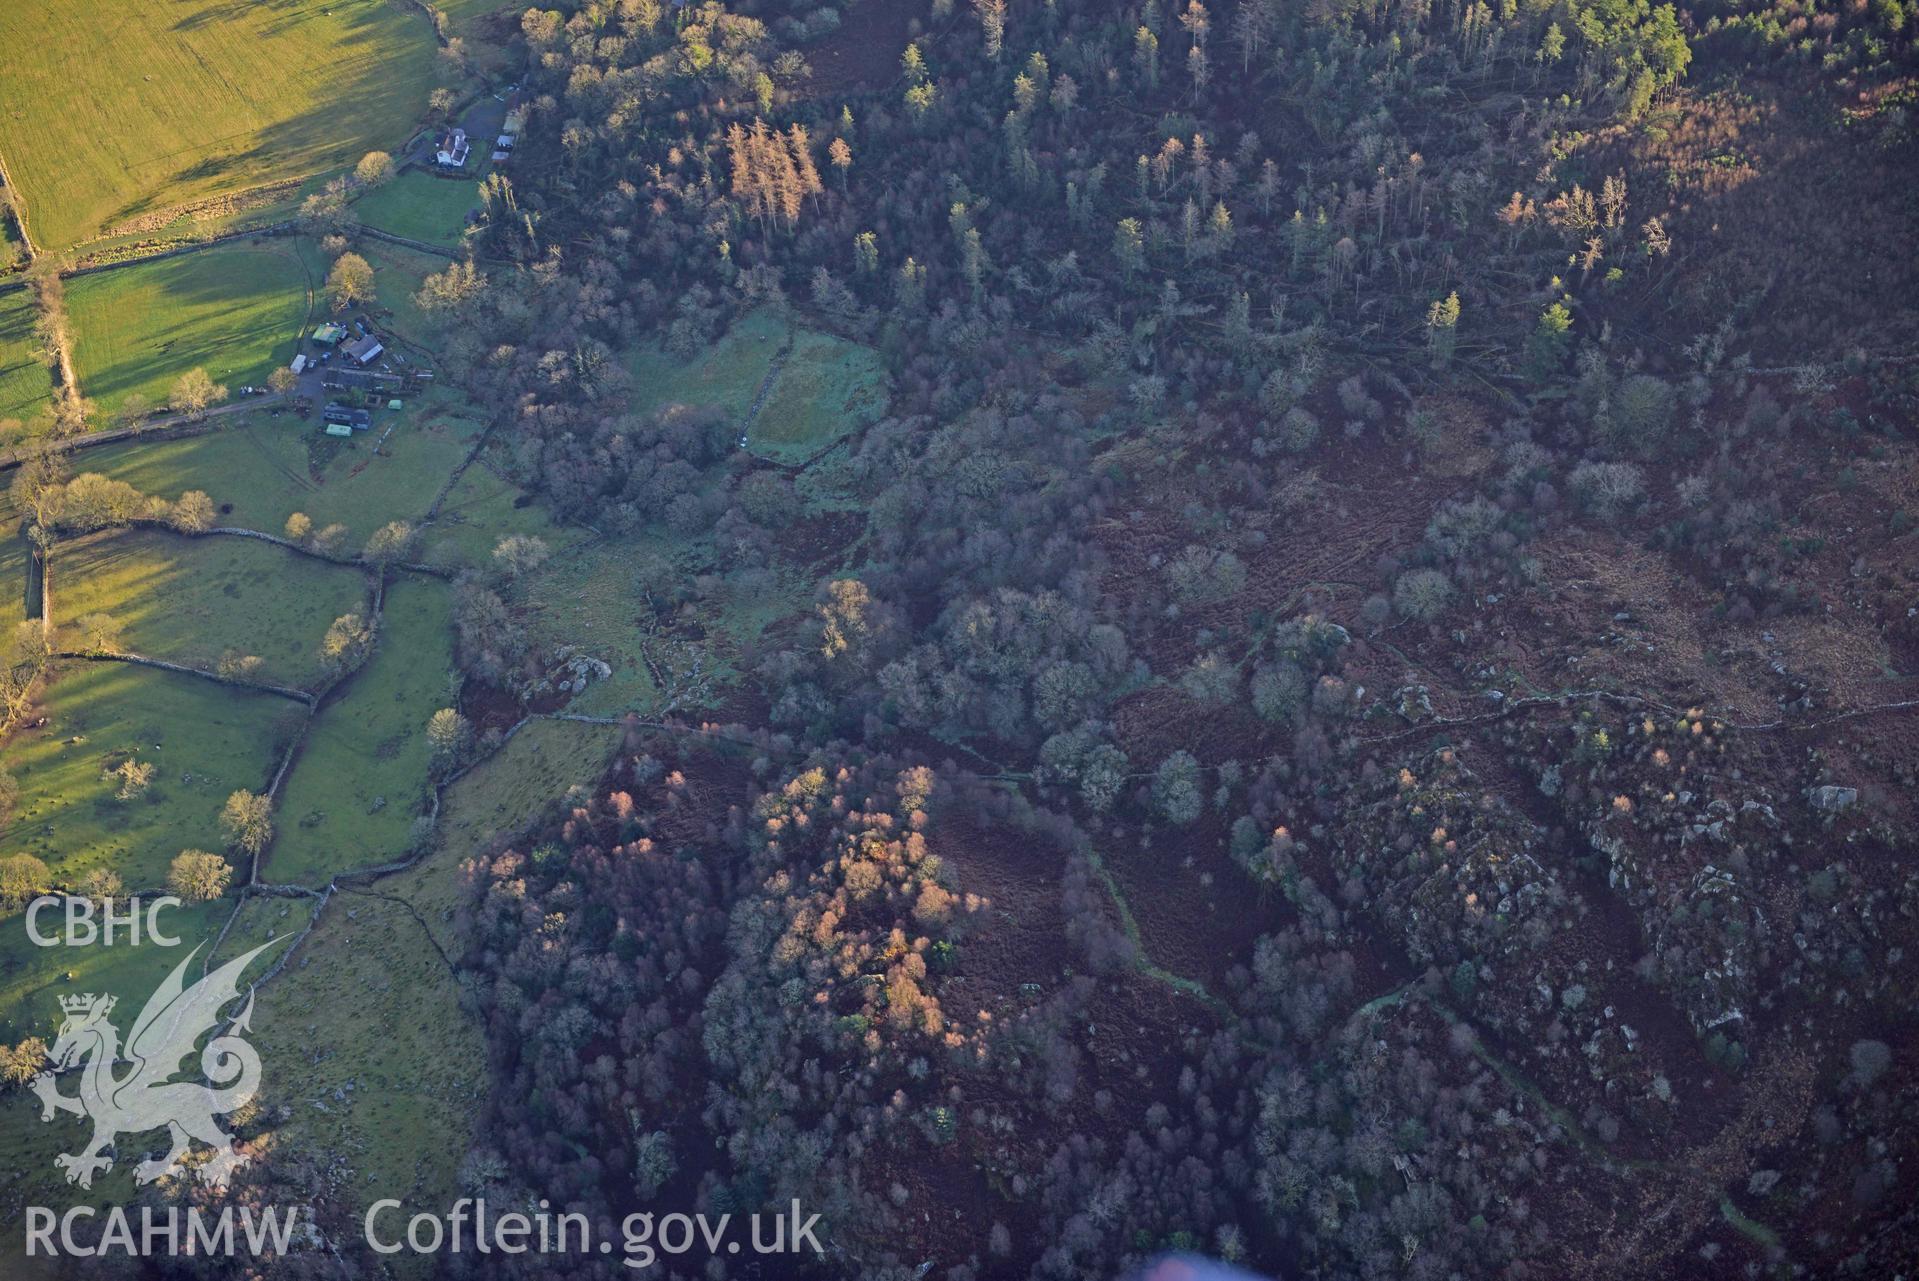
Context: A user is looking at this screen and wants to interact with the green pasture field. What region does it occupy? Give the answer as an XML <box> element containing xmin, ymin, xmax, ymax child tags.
<box><xmin>0</xmin><ymin>898</ymin><xmax>243</xmax><ymax>1243</ymax></box>
<box><xmin>622</xmin><ymin>308</ymin><xmax>889</xmax><ymax>462</ymax></box>
<box><xmin>0</xmin><ymin>898</ymin><xmax>233</xmax><ymax>1046</ymax></box>
<box><xmin>0</xmin><ymin>285</ymin><xmax>51</xmax><ymax>424</ymax></box>
<box><xmin>48</xmin><ymin>173</ymin><xmax>342</xmax><ymax>272</ymax></box>
<box><xmin>519</xmin><ymin>527</ymin><xmax>809</xmax><ymax>717</ymax></box>
<box><xmin>432</xmin><ymin>0</ymin><xmax>507</xmax><ymax>27</ymax></box>
<box><xmin>266</xmin><ymin>580</ymin><xmax>453</xmax><ymax>885</ymax></box>
<box><xmin>81</xmin><ymin>407</ymin><xmax>473</xmax><ymax>548</ymax></box>
<box><xmin>383</xmin><ymin>716</ymin><xmax>622</xmax><ymax>950</ymax></box>
<box><xmin>51</xmin><ymin>528</ymin><xmax>369</xmax><ymax>689</ymax></box>
<box><xmin>0</xmin><ymin>207</ymin><xmax>23</xmax><ymax>271</ymax></box>
<box><xmin>516</xmin><ymin>536</ymin><xmax>667</xmax><ymax>715</ymax></box>
<box><xmin>67</xmin><ymin>244</ymin><xmax>310</xmax><ymax>414</ymax></box>
<box><xmin>277</xmin><ymin>390</ymin><xmax>479</xmax><ymax>539</ymax></box>
<box><xmin>419</xmin><ymin>457</ymin><xmax>583</xmax><ymax>571</ymax></box>
<box><xmin>354</xmin><ymin>169</ymin><xmax>482</xmax><ymax>249</ymax></box>
<box><xmin>75</xmin><ymin>429</ymin><xmax>321</xmax><ymax>533</ymax></box>
<box><xmin>262</xmin><ymin>727</ymin><xmax>620</xmax><ymax>1268</ymax></box>
<box><xmin>424</xmin><ymin>4</ymin><xmax>530</xmax><ymax>84</ymax></box>
<box><xmin>207</xmin><ymin>892</ymin><xmax>317</xmax><ymax>970</ymax></box>
<box><xmin>359</xmin><ymin>238</ymin><xmax>464</xmax><ymax>353</ymax></box>
<box><xmin>748</xmin><ymin>327</ymin><xmax>890</xmax><ymax>463</ymax></box>
<box><xmin>0</xmin><ymin>661</ymin><xmax>297</xmax><ymax>890</ymax></box>
<box><xmin>250</xmin><ymin>888</ymin><xmax>482</xmax><ymax>1261</ymax></box>
<box><xmin>0</xmin><ymin>0</ymin><xmax>441</xmax><ymax>253</ymax></box>
<box><xmin>218</xmin><ymin>728</ymin><xmax>609</xmax><ymax>1263</ymax></box>
<box><xmin>300</xmin><ymin>720</ymin><xmax>620</xmax><ymax>1260</ymax></box>
<box><xmin>73</xmin><ymin>426</ymin><xmax>295</xmax><ymax>491</ymax></box>
<box><xmin>0</xmin><ymin>487</ymin><xmax>25</xmax><ymax>633</ymax></box>
<box><xmin>625</xmin><ymin>306</ymin><xmax>788</xmax><ymax>421</ymax></box>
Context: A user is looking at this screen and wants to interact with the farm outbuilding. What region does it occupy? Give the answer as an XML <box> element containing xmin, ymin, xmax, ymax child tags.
<box><xmin>311</xmin><ymin>322</ymin><xmax>348</xmax><ymax>346</ymax></box>
<box><xmin>341</xmin><ymin>335</ymin><xmax>385</xmax><ymax>366</ymax></box>
<box><xmin>323</xmin><ymin>367</ymin><xmax>401</xmax><ymax>393</ymax></box>
<box><xmin>322</xmin><ymin>400</ymin><xmax>372</xmax><ymax>430</ymax></box>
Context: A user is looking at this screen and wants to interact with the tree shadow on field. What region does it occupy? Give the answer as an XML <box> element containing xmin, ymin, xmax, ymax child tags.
<box><xmin>0</xmin><ymin>300</ymin><xmax>34</xmax><ymax>347</ymax></box>
<box><xmin>96</xmin><ymin>0</ymin><xmax>439</xmax><ymax>233</ymax></box>
<box><xmin>73</xmin><ymin>248</ymin><xmax>304</xmax><ymax>404</ymax></box>
<box><xmin>172</xmin><ymin>0</ymin><xmax>335</xmax><ymax>34</ymax></box>
<box><xmin>171</xmin><ymin>153</ymin><xmax>241</xmax><ymax>184</ymax></box>
<box><xmin>157</xmin><ymin>1</ymin><xmax>436</xmax><ymax>191</ymax></box>
<box><xmin>0</xmin><ymin>292</ymin><xmax>50</xmax><ymax>416</ymax></box>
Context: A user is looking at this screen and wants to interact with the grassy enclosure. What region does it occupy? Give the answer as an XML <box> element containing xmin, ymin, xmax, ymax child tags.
<box><xmin>0</xmin><ymin>201</ymin><xmax>24</xmax><ymax>271</ymax></box>
<box><xmin>67</xmin><ymin>244</ymin><xmax>310</xmax><ymax>413</ymax></box>
<box><xmin>419</xmin><ymin>457</ymin><xmax>583</xmax><ymax>571</ymax></box>
<box><xmin>250</xmin><ymin>890</ymin><xmax>482</xmax><ymax>1250</ymax></box>
<box><xmin>748</xmin><ymin>327</ymin><xmax>890</xmax><ymax>463</ymax></box>
<box><xmin>519</xmin><ymin>527</ymin><xmax>810</xmax><ymax>716</ymax></box>
<box><xmin>78</xmin><ymin>429</ymin><xmax>325</xmax><ymax>532</ymax></box>
<box><xmin>207</xmin><ymin>893</ymin><xmax>316</xmax><ymax>970</ymax></box>
<box><xmin>81</xmin><ymin>407</ymin><xmax>474</xmax><ymax>547</ymax></box>
<box><xmin>625</xmin><ymin>306</ymin><xmax>788</xmax><ymax>421</ymax></box>
<box><xmin>0</xmin><ymin>897</ymin><xmax>233</xmax><ymax>1045</ymax></box>
<box><xmin>0</xmin><ymin>488</ymin><xmax>27</xmax><ymax>633</ymax></box>
<box><xmin>0</xmin><ymin>660</ymin><xmax>294</xmax><ymax>890</ymax></box>
<box><xmin>353</xmin><ymin>170</ymin><xmax>482</xmax><ymax>249</ymax></box>
<box><xmin>194</xmin><ymin>713</ymin><xmax>609</xmax><ymax>1273</ymax></box>
<box><xmin>358</xmin><ymin>238</ymin><xmax>464</xmax><ymax>353</ymax></box>
<box><xmin>0</xmin><ymin>896</ymin><xmax>236</xmax><ymax>1243</ymax></box>
<box><xmin>383</xmin><ymin>717</ymin><xmax>622</xmax><ymax>947</ymax></box>
<box><xmin>0</xmin><ymin>0</ymin><xmax>441</xmax><ymax>253</ymax></box>
<box><xmin>52</xmin><ymin>528</ymin><xmax>370</xmax><ymax>688</ymax></box>
<box><xmin>623</xmin><ymin>308</ymin><xmax>889</xmax><ymax>463</ymax></box>
<box><xmin>0</xmin><ymin>285</ymin><xmax>51</xmax><ymax>424</ymax></box>
<box><xmin>517</xmin><ymin>536</ymin><xmax>669</xmax><ymax>715</ymax></box>
<box><xmin>266</xmin><ymin>580</ymin><xmax>454</xmax><ymax>885</ymax></box>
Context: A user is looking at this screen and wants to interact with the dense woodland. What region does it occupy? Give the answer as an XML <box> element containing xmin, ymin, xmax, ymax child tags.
<box><xmin>95</xmin><ymin>0</ymin><xmax>1919</xmax><ymax>1275</ymax></box>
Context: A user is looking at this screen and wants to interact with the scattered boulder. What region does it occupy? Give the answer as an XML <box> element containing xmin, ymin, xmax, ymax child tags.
<box><xmin>1808</xmin><ymin>784</ymin><xmax>1858</xmax><ymax>814</ymax></box>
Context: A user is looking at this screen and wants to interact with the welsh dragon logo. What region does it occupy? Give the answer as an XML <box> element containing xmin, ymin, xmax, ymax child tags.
<box><xmin>27</xmin><ymin>940</ymin><xmax>278</xmax><ymax>1190</ymax></box>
